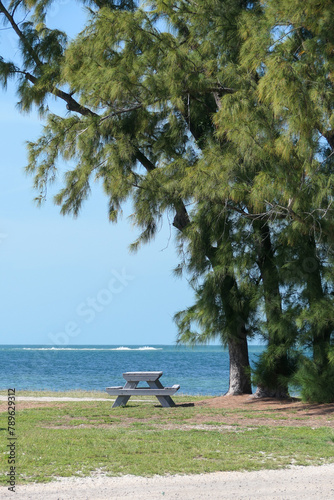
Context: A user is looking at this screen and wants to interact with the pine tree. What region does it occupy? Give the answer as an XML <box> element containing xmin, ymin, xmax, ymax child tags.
<box><xmin>174</xmin><ymin>203</ymin><xmax>255</xmax><ymax>395</ymax></box>
<box><xmin>0</xmin><ymin>0</ymin><xmax>256</xmax><ymax>394</ymax></box>
<box><xmin>235</xmin><ymin>0</ymin><xmax>334</xmax><ymax>401</ymax></box>
<box><xmin>171</xmin><ymin>0</ymin><xmax>334</xmax><ymax>399</ymax></box>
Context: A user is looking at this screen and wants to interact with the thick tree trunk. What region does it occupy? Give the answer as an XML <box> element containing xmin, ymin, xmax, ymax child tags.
<box><xmin>304</xmin><ymin>236</ymin><xmax>332</xmax><ymax>369</ymax></box>
<box><xmin>218</xmin><ymin>272</ymin><xmax>252</xmax><ymax>396</ymax></box>
<box><xmin>252</xmin><ymin>385</ymin><xmax>289</xmax><ymax>398</ymax></box>
<box><xmin>225</xmin><ymin>334</ymin><xmax>252</xmax><ymax>395</ymax></box>
<box><xmin>254</xmin><ymin>220</ymin><xmax>290</xmax><ymax>398</ymax></box>
<box><xmin>173</xmin><ymin>208</ymin><xmax>252</xmax><ymax>396</ymax></box>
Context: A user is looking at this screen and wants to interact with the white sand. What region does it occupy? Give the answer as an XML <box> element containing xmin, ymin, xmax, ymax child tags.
<box><xmin>1</xmin><ymin>465</ymin><xmax>334</xmax><ymax>499</ymax></box>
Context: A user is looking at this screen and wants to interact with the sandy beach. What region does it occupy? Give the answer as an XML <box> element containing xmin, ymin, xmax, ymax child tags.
<box><xmin>1</xmin><ymin>464</ymin><xmax>334</xmax><ymax>499</ymax></box>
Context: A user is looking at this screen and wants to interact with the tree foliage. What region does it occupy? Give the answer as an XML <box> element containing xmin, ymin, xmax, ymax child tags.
<box><xmin>1</xmin><ymin>0</ymin><xmax>334</xmax><ymax>401</ymax></box>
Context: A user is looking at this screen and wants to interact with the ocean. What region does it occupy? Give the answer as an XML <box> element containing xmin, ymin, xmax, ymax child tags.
<box><xmin>0</xmin><ymin>344</ymin><xmax>264</xmax><ymax>395</ymax></box>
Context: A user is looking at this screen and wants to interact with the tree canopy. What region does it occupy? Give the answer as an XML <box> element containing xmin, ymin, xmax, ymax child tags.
<box><xmin>1</xmin><ymin>0</ymin><xmax>334</xmax><ymax>401</ymax></box>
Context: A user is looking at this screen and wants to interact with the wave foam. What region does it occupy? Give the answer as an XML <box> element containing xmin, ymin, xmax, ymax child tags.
<box><xmin>21</xmin><ymin>346</ymin><xmax>162</xmax><ymax>351</ymax></box>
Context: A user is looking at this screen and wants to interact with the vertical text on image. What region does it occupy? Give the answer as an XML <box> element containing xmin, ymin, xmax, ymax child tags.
<box><xmin>7</xmin><ymin>388</ymin><xmax>16</xmax><ymax>493</ymax></box>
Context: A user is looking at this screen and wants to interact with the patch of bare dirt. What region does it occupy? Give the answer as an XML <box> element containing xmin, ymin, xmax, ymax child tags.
<box><xmin>0</xmin><ymin>401</ymin><xmax>72</xmax><ymax>412</ymax></box>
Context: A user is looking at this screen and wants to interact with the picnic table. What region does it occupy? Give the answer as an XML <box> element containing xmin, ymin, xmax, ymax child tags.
<box><xmin>106</xmin><ymin>371</ymin><xmax>180</xmax><ymax>408</ymax></box>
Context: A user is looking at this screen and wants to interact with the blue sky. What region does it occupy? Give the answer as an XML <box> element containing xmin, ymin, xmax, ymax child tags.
<box><xmin>0</xmin><ymin>2</ymin><xmax>198</xmax><ymax>345</ymax></box>
<box><xmin>0</xmin><ymin>86</ymin><xmax>197</xmax><ymax>345</ymax></box>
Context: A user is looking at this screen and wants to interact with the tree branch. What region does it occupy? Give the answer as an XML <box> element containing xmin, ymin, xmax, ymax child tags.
<box><xmin>0</xmin><ymin>1</ymin><xmax>40</xmax><ymax>67</ymax></box>
<box><xmin>1</xmin><ymin>2</ymin><xmax>191</xmax><ymax>234</ymax></box>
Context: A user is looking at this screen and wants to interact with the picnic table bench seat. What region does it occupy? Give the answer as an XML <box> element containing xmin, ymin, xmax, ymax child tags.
<box><xmin>106</xmin><ymin>384</ymin><xmax>180</xmax><ymax>396</ymax></box>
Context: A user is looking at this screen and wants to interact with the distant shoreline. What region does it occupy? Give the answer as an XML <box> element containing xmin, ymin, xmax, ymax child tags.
<box><xmin>0</xmin><ymin>343</ymin><xmax>265</xmax><ymax>347</ymax></box>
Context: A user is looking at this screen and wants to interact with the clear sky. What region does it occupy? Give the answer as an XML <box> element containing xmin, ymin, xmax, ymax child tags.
<box><xmin>0</xmin><ymin>2</ymin><xmax>200</xmax><ymax>346</ymax></box>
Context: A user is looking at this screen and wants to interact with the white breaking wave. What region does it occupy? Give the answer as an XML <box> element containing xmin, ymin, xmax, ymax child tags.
<box><xmin>21</xmin><ymin>346</ymin><xmax>162</xmax><ymax>351</ymax></box>
<box><xmin>138</xmin><ymin>346</ymin><xmax>160</xmax><ymax>350</ymax></box>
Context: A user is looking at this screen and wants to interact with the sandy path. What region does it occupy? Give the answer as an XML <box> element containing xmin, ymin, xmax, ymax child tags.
<box><xmin>1</xmin><ymin>465</ymin><xmax>334</xmax><ymax>499</ymax></box>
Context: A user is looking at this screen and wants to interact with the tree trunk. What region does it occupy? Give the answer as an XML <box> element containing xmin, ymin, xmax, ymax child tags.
<box><xmin>252</xmin><ymin>385</ymin><xmax>290</xmax><ymax>399</ymax></box>
<box><xmin>225</xmin><ymin>334</ymin><xmax>252</xmax><ymax>395</ymax></box>
<box><xmin>174</xmin><ymin>209</ymin><xmax>252</xmax><ymax>396</ymax></box>
<box><xmin>304</xmin><ymin>236</ymin><xmax>332</xmax><ymax>369</ymax></box>
<box><xmin>217</xmin><ymin>271</ymin><xmax>252</xmax><ymax>396</ymax></box>
<box><xmin>253</xmin><ymin>220</ymin><xmax>290</xmax><ymax>398</ymax></box>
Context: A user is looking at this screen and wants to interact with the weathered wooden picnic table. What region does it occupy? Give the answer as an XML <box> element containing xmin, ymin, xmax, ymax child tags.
<box><xmin>106</xmin><ymin>371</ymin><xmax>180</xmax><ymax>408</ymax></box>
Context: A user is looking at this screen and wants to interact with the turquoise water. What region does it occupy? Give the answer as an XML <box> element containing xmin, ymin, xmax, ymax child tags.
<box><xmin>0</xmin><ymin>345</ymin><xmax>264</xmax><ymax>395</ymax></box>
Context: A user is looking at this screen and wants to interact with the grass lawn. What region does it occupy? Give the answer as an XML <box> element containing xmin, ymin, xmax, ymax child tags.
<box><xmin>1</xmin><ymin>392</ymin><xmax>334</xmax><ymax>484</ymax></box>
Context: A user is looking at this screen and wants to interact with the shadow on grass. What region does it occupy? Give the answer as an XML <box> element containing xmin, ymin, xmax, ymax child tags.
<box><xmin>123</xmin><ymin>402</ymin><xmax>195</xmax><ymax>408</ymax></box>
<box><xmin>243</xmin><ymin>398</ymin><xmax>334</xmax><ymax>416</ymax></box>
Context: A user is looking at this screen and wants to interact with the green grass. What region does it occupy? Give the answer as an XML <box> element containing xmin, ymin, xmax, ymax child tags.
<box><xmin>1</xmin><ymin>395</ymin><xmax>334</xmax><ymax>484</ymax></box>
<box><xmin>0</xmin><ymin>390</ymin><xmax>211</xmax><ymax>402</ymax></box>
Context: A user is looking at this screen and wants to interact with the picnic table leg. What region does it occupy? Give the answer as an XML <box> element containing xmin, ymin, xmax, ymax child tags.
<box><xmin>112</xmin><ymin>395</ymin><xmax>131</xmax><ymax>408</ymax></box>
<box><xmin>112</xmin><ymin>381</ymin><xmax>138</xmax><ymax>408</ymax></box>
<box><xmin>148</xmin><ymin>380</ymin><xmax>176</xmax><ymax>407</ymax></box>
<box><xmin>156</xmin><ymin>396</ymin><xmax>175</xmax><ymax>407</ymax></box>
